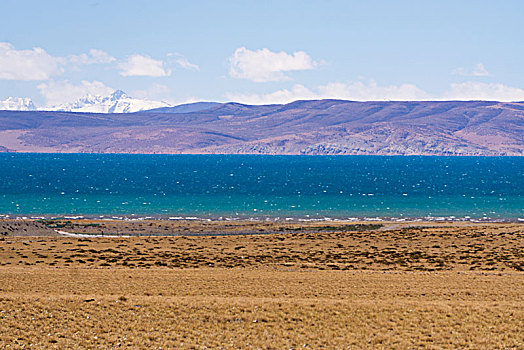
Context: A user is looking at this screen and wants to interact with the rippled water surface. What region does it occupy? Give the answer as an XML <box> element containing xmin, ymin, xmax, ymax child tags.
<box><xmin>0</xmin><ymin>154</ymin><xmax>522</xmax><ymax>219</ymax></box>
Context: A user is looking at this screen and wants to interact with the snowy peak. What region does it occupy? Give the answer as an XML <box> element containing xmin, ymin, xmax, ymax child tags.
<box><xmin>49</xmin><ymin>90</ymin><xmax>172</xmax><ymax>113</ymax></box>
<box><xmin>0</xmin><ymin>97</ymin><xmax>37</xmax><ymax>111</ymax></box>
<box><xmin>1</xmin><ymin>91</ymin><xmax>214</xmax><ymax>114</ymax></box>
<box><xmin>110</xmin><ymin>90</ymin><xmax>128</xmax><ymax>100</ymax></box>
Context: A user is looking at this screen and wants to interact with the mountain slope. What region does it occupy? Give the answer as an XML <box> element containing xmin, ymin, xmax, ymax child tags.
<box><xmin>144</xmin><ymin>102</ymin><xmax>222</xmax><ymax>114</ymax></box>
<box><xmin>0</xmin><ymin>100</ymin><xmax>522</xmax><ymax>155</ymax></box>
<box><xmin>48</xmin><ymin>90</ymin><xmax>172</xmax><ymax>113</ymax></box>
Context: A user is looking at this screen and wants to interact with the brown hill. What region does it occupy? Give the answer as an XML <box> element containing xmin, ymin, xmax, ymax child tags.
<box><xmin>0</xmin><ymin>100</ymin><xmax>522</xmax><ymax>155</ymax></box>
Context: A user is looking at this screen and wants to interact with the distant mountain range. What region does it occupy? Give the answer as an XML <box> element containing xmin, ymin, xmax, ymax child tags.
<box><xmin>50</xmin><ymin>90</ymin><xmax>172</xmax><ymax>113</ymax></box>
<box><xmin>0</xmin><ymin>90</ymin><xmax>173</xmax><ymax>113</ymax></box>
<box><xmin>0</xmin><ymin>97</ymin><xmax>37</xmax><ymax>111</ymax></box>
<box><xmin>0</xmin><ymin>100</ymin><xmax>522</xmax><ymax>155</ymax></box>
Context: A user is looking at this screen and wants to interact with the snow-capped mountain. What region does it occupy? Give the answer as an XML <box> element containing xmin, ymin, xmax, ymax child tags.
<box><xmin>1</xmin><ymin>91</ymin><xmax>172</xmax><ymax>113</ymax></box>
<box><xmin>0</xmin><ymin>97</ymin><xmax>37</xmax><ymax>111</ymax></box>
<box><xmin>48</xmin><ymin>90</ymin><xmax>173</xmax><ymax>113</ymax></box>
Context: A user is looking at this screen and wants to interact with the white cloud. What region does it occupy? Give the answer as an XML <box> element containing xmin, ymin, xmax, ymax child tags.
<box><xmin>133</xmin><ymin>83</ymin><xmax>206</xmax><ymax>105</ymax></box>
<box><xmin>118</xmin><ymin>54</ymin><xmax>171</xmax><ymax>77</ymax></box>
<box><xmin>0</xmin><ymin>42</ymin><xmax>64</xmax><ymax>80</ymax></box>
<box><xmin>452</xmin><ymin>63</ymin><xmax>489</xmax><ymax>77</ymax></box>
<box><xmin>472</xmin><ymin>63</ymin><xmax>489</xmax><ymax>77</ymax></box>
<box><xmin>132</xmin><ymin>83</ymin><xmax>172</xmax><ymax>101</ymax></box>
<box><xmin>68</xmin><ymin>49</ymin><xmax>116</xmax><ymax>66</ymax></box>
<box><xmin>0</xmin><ymin>43</ymin><xmax>118</xmax><ymax>80</ymax></box>
<box><xmin>37</xmin><ymin>80</ymin><xmax>114</xmax><ymax>106</ymax></box>
<box><xmin>226</xmin><ymin>80</ymin><xmax>429</xmax><ymax>104</ymax></box>
<box><xmin>175</xmin><ymin>57</ymin><xmax>199</xmax><ymax>70</ymax></box>
<box><xmin>227</xmin><ymin>80</ymin><xmax>524</xmax><ymax>104</ymax></box>
<box><xmin>226</xmin><ymin>85</ymin><xmax>317</xmax><ymax>105</ymax></box>
<box><xmin>168</xmin><ymin>53</ymin><xmax>199</xmax><ymax>70</ymax></box>
<box><xmin>229</xmin><ymin>47</ymin><xmax>318</xmax><ymax>82</ymax></box>
<box><xmin>443</xmin><ymin>82</ymin><xmax>524</xmax><ymax>101</ymax></box>
<box><xmin>317</xmin><ymin>81</ymin><xmax>429</xmax><ymax>101</ymax></box>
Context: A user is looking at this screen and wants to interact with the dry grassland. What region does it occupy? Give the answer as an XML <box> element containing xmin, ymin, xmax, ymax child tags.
<box><xmin>0</xmin><ymin>220</ymin><xmax>523</xmax><ymax>349</ymax></box>
<box><xmin>1</xmin><ymin>221</ymin><xmax>522</xmax><ymax>271</ymax></box>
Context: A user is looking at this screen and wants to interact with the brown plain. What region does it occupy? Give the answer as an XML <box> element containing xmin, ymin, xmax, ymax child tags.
<box><xmin>0</xmin><ymin>220</ymin><xmax>523</xmax><ymax>349</ymax></box>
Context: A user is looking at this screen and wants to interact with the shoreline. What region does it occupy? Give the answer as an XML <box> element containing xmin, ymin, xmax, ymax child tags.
<box><xmin>1</xmin><ymin>213</ymin><xmax>522</xmax><ymax>223</ymax></box>
<box><xmin>3</xmin><ymin>151</ymin><xmax>524</xmax><ymax>156</ymax></box>
<box><xmin>2</xmin><ymin>216</ymin><xmax>523</xmax><ymax>239</ymax></box>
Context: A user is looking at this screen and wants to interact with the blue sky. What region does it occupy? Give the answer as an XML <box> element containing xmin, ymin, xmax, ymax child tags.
<box><xmin>1</xmin><ymin>0</ymin><xmax>523</xmax><ymax>106</ymax></box>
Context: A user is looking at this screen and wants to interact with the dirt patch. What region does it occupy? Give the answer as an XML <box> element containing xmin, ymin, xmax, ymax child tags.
<box><xmin>0</xmin><ymin>220</ymin><xmax>60</xmax><ymax>237</ymax></box>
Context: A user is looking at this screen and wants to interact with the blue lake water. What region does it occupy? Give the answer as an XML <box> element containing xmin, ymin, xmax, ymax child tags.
<box><xmin>0</xmin><ymin>154</ymin><xmax>522</xmax><ymax>220</ymax></box>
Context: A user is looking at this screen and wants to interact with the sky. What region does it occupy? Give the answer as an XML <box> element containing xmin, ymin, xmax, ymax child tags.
<box><xmin>1</xmin><ymin>0</ymin><xmax>523</xmax><ymax>107</ymax></box>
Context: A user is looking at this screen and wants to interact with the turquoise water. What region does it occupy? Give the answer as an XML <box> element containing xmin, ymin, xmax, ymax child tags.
<box><xmin>0</xmin><ymin>154</ymin><xmax>522</xmax><ymax>219</ymax></box>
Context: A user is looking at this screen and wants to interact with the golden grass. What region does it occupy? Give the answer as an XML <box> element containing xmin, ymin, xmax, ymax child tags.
<box><xmin>1</xmin><ymin>221</ymin><xmax>522</xmax><ymax>271</ymax></box>
<box><xmin>1</xmin><ymin>268</ymin><xmax>523</xmax><ymax>349</ymax></box>
<box><xmin>0</xmin><ymin>221</ymin><xmax>523</xmax><ymax>348</ymax></box>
